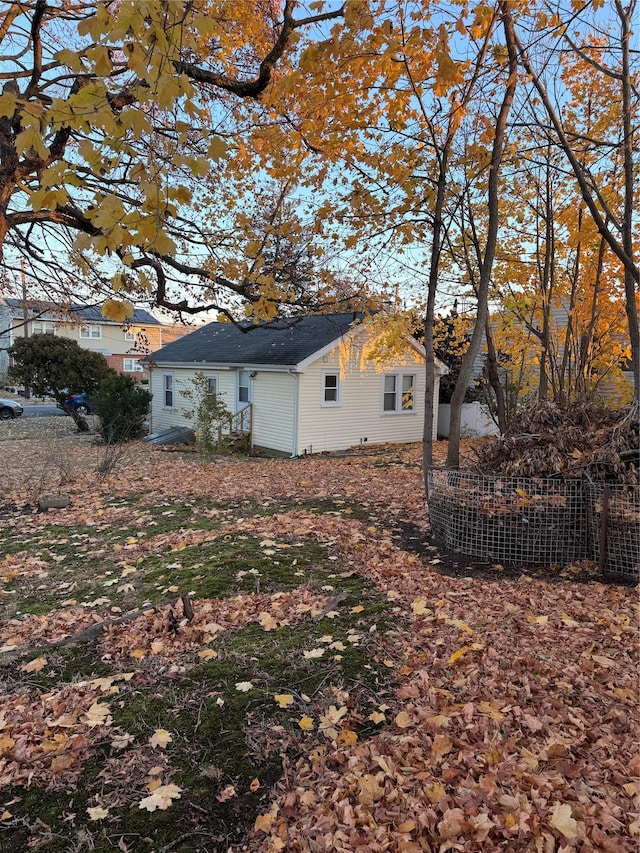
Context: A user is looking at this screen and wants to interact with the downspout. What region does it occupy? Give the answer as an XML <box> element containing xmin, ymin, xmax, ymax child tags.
<box><xmin>289</xmin><ymin>368</ymin><xmax>299</xmax><ymax>457</ymax></box>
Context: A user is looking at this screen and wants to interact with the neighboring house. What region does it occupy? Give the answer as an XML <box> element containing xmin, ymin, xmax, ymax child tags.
<box><xmin>0</xmin><ymin>298</ymin><xmax>164</xmax><ymax>383</ymax></box>
<box><xmin>147</xmin><ymin>312</ymin><xmax>447</xmax><ymax>456</ymax></box>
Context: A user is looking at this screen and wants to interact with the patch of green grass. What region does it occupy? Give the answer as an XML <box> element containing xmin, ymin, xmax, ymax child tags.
<box><xmin>135</xmin><ymin>536</ymin><xmax>327</xmax><ymax>604</ymax></box>
<box><xmin>0</xmin><ymin>488</ymin><xmax>409</xmax><ymax>853</ymax></box>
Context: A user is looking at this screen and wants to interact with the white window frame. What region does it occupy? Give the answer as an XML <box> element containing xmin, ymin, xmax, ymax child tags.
<box><xmin>124</xmin><ymin>329</ymin><xmax>136</xmax><ymax>341</ymax></box>
<box><xmin>123</xmin><ymin>358</ymin><xmax>143</xmax><ymax>373</ymax></box>
<box><xmin>382</xmin><ymin>372</ymin><xmax>416</xmax><ymax>413</ymax></box>
<box><xmin>163</xmin><ymin>373</ymin><xmax>174</xmax><ymax>408</ymax></box>
<box><xmin>237</xmin><ymin>369</ymin><xmax>251</xmax><ymax>407</ymax></box>
<box><xmin>31</xmin><ymin>320</ymin><xmax>56</xmax><ymax>335</ymax></box>
<box><xmin>205</xmin><ymin>374</ymin><xmax>218</xmax><ymax>396</ymax></box>
<box><xmin>80</xmin><ymin>324</ymin><xmax>102</xmax><ymax>339</ymax></box>
<box><xmin>321</xmin><ymin>371</ymin><xmax>341</xmax><ymax>407</ymax></box>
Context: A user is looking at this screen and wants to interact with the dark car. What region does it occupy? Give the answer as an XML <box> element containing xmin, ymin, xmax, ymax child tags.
<box><xmin>57</xmin><ymin>392</ymin><xmax>92</xmax><ymax>415</ymax></box>
<box><xmin>0</xmin><ymin>398</ymin><xmax>23</xmax><ymax>420</ymax></box>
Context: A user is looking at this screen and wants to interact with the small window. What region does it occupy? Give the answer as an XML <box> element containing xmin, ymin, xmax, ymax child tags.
<box><xmin>383</xmin><ymin>375</ymin><xmax>397</xmax><ymax>411</ymax></box>
<box><xmin>80</xmin><ymin>324</ymin><xmax>101</xmax><ymax>339</ymax></box>
<box><xmin>401</xmin><ymin>374</ymin><xmax>415</xmax><ymax>410</ymax></box>
<box><xmin>123</xmin><ymin>358</ymin><xmax>143</xmax><ymax>372</ymax></box>
<box><xmin>32</xmin><ymin>321</ymin><xmax>56</xmax><ymax>335</ymax></box>
<box><xmin>124</xmin><ymin>330</ymin><xmax>136</xmax><ymax>341</ymax></box>
<box><xmin>163</xmin><ymin>374</ymin><xmax>174</xmax><ymax>408</ymax></box>
<box><xmin>238</xmin><ymin>370</ymin><xmax>250</xmax><ymax>404</ymax></box>
<box><xmin>322</xmin><ymin>372</ymin><xmax>341</xmax><ymax>406</ymax></box>
<box><xmin>383</xmin><ymin>373</ymin><xmax>415</xmax><ymax>413</ymax></box>
<box><xmin>206</xmin><ymin>375</ymin><xmax>218</xmax><ymax>395</ymax></box>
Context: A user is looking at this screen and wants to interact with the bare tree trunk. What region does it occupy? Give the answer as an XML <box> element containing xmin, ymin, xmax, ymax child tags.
<box><xmin>576</xmin><ymin>236</ymin><xmax>606</xmax><ymax>397</ymax></box>
<box><xmin>557</xmin><ymin>206</ymin><xmax>584</xmax><ymax>404</ymax></box>
<box><xmin>616</xmin><ymin>0</ymin><xmax>640</xmax><ymax>405</ymax></box>
<box><xmin>484</xmin><ymin>316</ymin><xmax>507</xmax><ymax>431</ymax></box>
<box><xmin>423</xmin><ymin>166</ymin><xmax>448</xmax><ymax>492</ymax></box>
<box><xmin>447</xmin><ymin>1</ymin><xmax>518</xmax><ymax>468</ymax></box>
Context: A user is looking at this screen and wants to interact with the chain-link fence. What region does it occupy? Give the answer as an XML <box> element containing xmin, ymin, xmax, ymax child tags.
<box><xmin>427</xmin><ymin>470</ymin><xmax>640</xmax><ymax>580</ymax></box>
<box><xmin>585</xmin><ymin>483</ymin><xmax>640</xmax><ymax>580</ymax></box>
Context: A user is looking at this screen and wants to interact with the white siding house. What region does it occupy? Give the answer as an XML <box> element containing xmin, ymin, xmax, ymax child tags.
<box><xmin>0</xmin><ymin>298</ymin><xmax>164</xmax><ymax>383</ymax></box>
<box><xmin>147</xmin><ymin>313</ymin><xmax>447</xmax><ymax>456</ymax></box>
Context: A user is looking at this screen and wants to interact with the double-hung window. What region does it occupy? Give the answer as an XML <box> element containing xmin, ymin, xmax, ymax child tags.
<box><xmin>32</xmin><ymin>321</ymin><xmax>56</xmax><ymax>335</ymax></box>
<box><xmin>123</xmin><ymin>358</ymin><xmax>143</xmax><ymax>373</ymax></box>
<box><xmin>237</xmin><ymin>370</ymin><xmax>250</xmax><ymax>404</ymax></box>
<box><xmin>163</xmin><ymin>374</ymin><xmax>174</xmax><ymax>408</ymax></box>
<box><xmin>383</xmin><ymin>373</ymin><xmax>415</xmax><ymax>412</ymax></box>
<box><xmin>80</xmin><ymin>324</ymin><xmax>101</xmax><ymax>339</ymax></box>
<box><xmin>322</xmin><ymin>372</ymin><xmax>341</xmax><ymax>406</ymax></box>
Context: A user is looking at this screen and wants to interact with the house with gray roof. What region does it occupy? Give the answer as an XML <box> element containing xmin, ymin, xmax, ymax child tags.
<box><xmin>0</xmin><ymin>298</ymin><xmax>163</xmax><ymax>383</ymax></box>
<box><xmin>147</xmin><ymin>312</ymin><xmax>447</xmax><ymax>456</ymax></box>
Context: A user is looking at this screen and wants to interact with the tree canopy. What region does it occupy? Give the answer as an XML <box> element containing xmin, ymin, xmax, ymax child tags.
<box><xmin>8</xmin><ymin>333</ymin><xmax>114</xmax><ymax>402</ymax></box>
<box><xmin>1</xmin><ymin>0</ymin><xmax>637</xmax><ymax>466</ymax></box>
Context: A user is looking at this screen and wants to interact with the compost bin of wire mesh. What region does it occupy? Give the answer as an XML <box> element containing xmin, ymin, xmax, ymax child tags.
<box><xmin>585</xmin><ymin>482</ymin><xmax>640</xmax><ymax>580</ymax></box>
<box><xmin>427</xmin><ymin>469</ymin><xmax>590</xmax><ymax>566</ymax></box>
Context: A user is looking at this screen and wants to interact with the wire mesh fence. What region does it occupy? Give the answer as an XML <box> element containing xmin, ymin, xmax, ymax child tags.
<box><xmin>585</xmin><ymin>484</ymin><xmax>640</xmax><ymax>580</ymax></box>
<box><xmin>427</xmin><ymin>469</ymin><xmax>640</xmax><ymax>580</ymax></box>
<box><xmin>427</xmin><ymin>470</ymin><xmax>589</xmax><ymax>566</ymax></box>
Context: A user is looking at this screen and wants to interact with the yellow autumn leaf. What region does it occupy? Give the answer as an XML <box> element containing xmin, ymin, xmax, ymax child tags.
<box><xmin>198</xmin><ymin>648</ymin><xmax>218</xmax><ymax>661</ymax></box>
<box><xmin>274</xmin><ymin>693</ymin><xmax>294</xmax><ymax>708</ymax></box>
<box><xmin>102</xmin><ymin>298</ymin><xmax>134</xmax><ymax>323</ymax></box>
<box><xmin>258</xmin><ymin>611</ymin><xmax>279</xmax><ymax>631</ymax></box>
<box><xmin>81</xmin><ymin>702</ymin><xmax>112</xmax><ymax>727</ymax></box>
<box><xmin>549</xmin><ymin>802</ymin><xmax>577</xmax><ymax>838</ymax></box>
<box><xmin>357</xmin><ymin>773</ymin><xmax>384</xmax><ymax>806</ymax></box>
<box><xmin>425</xmin><ymin>782</ymin><xmax>446</xmax><ymax>803</ymax></box>
<box><xmin>449</xmin><ymin>645</ymin><xmax>470</xmax><ymax>665</ymax></box>
<box><xmin>394</xmin><ymin>710</ymin><xmax>411</xmax><ymax>728</ymax></box>
<box><xmin>87</xmin><ymin>806</ymin><xmax>109</xmax><ymax>820</ymax></box>
<box><xmin>368</xmin><ymin>711</ymin><xmax>386</xmax><ymax>724</ymax></box>
<box><xmin>303</xmin><ymin>647</ymin><xmax>325</xmax><ymax>659</ymax></box>
<box><xmin>138</xmin><ymin>784</ymin><xmax>182</xmax><ymax>812</ymax></box>
<box><xmin>298</xmin><ymin>715</ymin><xmax>314</xmax><ymax>731</ymax></box>
<box><xmin>0</xmin><ymin>734</ymin><xmax>15</xmax><ymax>756</ymax></box>
<box><xmin>446</xmin><ymin>617</ymin><xmax>473</xmax><ymax>634</ymax></box>
<box><xmin>527</xmin><ymin>614</ymin><xmax>549</xmax><ymax>626</ymax></box>
<box><xmin>20</xmin><ymin>656</ymin><xmax>47</xmax><ymax>673</ymax></box>
<box><xmin>254</xmin><ymin>812</ymin><xmax>273</xmax><ymax>832</ymax></box>
<box><xmin>149</xmin><ymin>729</ymin><xmax>173</xmax><ymax>749</ymax></box>
<box><xmin>411</xmin><ymin>597</ymin><xmax>432</xmax><ymax>616</ymax></box>
<box><xmin>336</xmin><ymin>728</ymin><xmax>358</xmax><ymax>746</ymax></box>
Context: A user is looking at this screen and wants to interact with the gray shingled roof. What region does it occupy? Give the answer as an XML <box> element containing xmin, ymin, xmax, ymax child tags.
<box><xmin>149</xmin><ymin>313</ymin><xmax>364</xmax><ymax>367</ymax></box>
<box><xmin>1</xmin><ymin>298</ymin><xmax>159</xmax><ymax>325</ymax></box>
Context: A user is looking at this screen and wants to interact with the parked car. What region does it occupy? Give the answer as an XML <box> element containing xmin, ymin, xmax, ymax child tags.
<box><xmin>0</xmin><ymin>398</ymin><xmax>23</xmax><ymax>420</ymax></box>
<box><xmin>57</xmin><ymin>392</ymin><xmax>92</xmax><ymax>415</ymax></box>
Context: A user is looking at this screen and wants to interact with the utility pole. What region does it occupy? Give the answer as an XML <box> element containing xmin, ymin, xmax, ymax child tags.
<box><xmin>20</xmin><ymin>259</ymin><xmax>30</xmax><ymax>400</ymax></box>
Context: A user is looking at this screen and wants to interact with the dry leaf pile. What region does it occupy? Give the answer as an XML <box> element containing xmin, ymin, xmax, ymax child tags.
<box><xmin>476</xmin><ymin>402</ymin><xmax>639</xmax><ymax>486</ymax></box>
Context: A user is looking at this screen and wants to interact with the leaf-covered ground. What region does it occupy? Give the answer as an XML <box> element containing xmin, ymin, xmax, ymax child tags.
<box><xmin>0</xmin><ymin>417</ymin><xmax>637</xmax><ymax>852</ymax></box>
